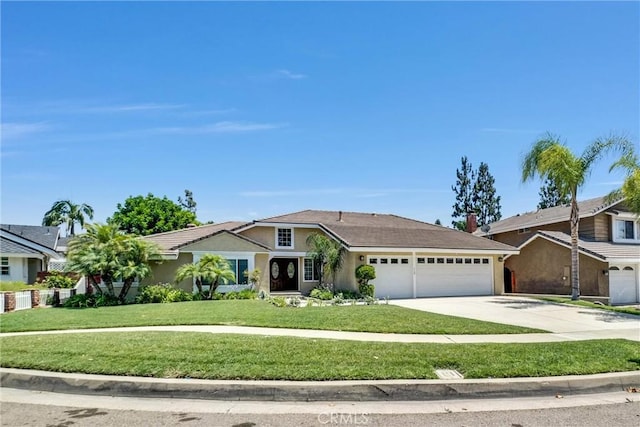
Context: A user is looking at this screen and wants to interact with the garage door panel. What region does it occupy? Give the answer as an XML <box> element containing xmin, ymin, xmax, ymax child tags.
<box><xmin>370</xmin><ymin>257</ymin><xmax>413</xmax><ymax>299</ymax></box>
<box><xmin>416</xmin><ymin>259</ymin><xmax>492</xmax><ymax>297</ymax></box>
<box><xmin>609</xmin><ymin>265</ymin><xmax>638</xmax><ymax>305</ymax></box>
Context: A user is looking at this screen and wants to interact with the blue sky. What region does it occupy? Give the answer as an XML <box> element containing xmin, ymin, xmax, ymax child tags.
<box><xmin>2</xmin><ymin>2</ymin><xmax>638</xmax><ymax>229</ymax></box>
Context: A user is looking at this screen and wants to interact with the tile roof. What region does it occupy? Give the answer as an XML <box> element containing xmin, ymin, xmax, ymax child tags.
<box><xmin>0</xmin><ymin>236</ymin><xmax>42</xmax><ymax>255</ymax></box>
<box><xmin>258</xmin><ymin>210</ymin><xmax>516</xmax><ymax>252</ymax></box>
<box><xmin>475</xmin><ymin>196</ymin><xmax>625</xmax><ymax>236</ymax></box>
<box><xmin>0</xmin><ymin>224</ymin><xmax>59</xmax><ymax>250</ymax></box>
<box><xmin>142</xmin><ymin>222</ymin><xmax>250</xmax><ymax>251</ymax></box>
<box><xmin>531</xmin><ymin>230</ymin><xmax>640</xmax><ymax>261</ymax></box>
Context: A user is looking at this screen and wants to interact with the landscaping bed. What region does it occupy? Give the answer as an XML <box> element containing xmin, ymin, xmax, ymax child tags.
<box><xmin>0</xmin><ymin>300</ymin><xmax>544</xmax><ymax>334</ymax></box>
<box><xmin>1</xmin><ymin>332</ymin><xmax>637</xmax><ymax>380</ymax></box>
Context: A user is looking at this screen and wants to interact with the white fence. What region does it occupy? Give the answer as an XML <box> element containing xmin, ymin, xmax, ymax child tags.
<box><xmin>39</xmin><ymin>289</ymin><xmax>55</xmax><ymax>306</ymax></box>
<box><xmin>0</xmin><ymin>293</ymin><xmax>4</xmax><ymax>314</ymax></box>
<box><xmin>14</xmin><ymin>291</ymin><xmax>32</xmax><ymax>311</ymax></box>
<box><xmin>58</xmin><ymin>289</ymin><xmax>73</xmax><ymax>305</ymax></box>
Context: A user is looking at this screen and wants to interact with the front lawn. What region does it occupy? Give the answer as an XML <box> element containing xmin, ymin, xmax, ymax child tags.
<box><xmin>0</xmin><ymin>300</ymin><xmax>543</xmax><ymax>334</ymax></box>
<box><xmin>1</xmin><ymin>332</ymin><xmax>637</xmax><ymax>380</ymax></box>
<box><xmin>0</xmin><ymin>282</ymin><xmax>48</xmax><ymax>292</ymax></box>
<box><xmin>539</xmin><ymin>297</ymin><xmax>640</xmax><ymax>316</ymax></box>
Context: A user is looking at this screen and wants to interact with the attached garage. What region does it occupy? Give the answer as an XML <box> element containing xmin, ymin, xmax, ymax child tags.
<box><xmin>368</xmin><ymin>255</ymin><xmax>494</xmax><ymax>299</ymax></box>
<box><xmin>609</xmin><ymin>265</ymin><xmax>639</xmax><ymax>305</ymax></box>
<box><xmin>417</xmin><ymin>256</ymin><xmax>493</xmax><ymax>297</ymax></box>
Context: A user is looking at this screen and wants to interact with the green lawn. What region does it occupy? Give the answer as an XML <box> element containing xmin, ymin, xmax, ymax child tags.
<box><xmin>1</xmin><ymin>332</ymin><xmax>637</xmax><ymax>380</ymax></box>
<box><xmin>0</xmin><ymin>282</ymin><xmax>48</xmax><ymax>292</ymax></box>
<box><xmin>0</xmin><ymin>300</ymin><xmax>543</xmax><ymax>335</ymax></box>
<box><xmin>539</xmin><ymin>297</ymin><xmax>640</xmax><ymax>316</ymax></box>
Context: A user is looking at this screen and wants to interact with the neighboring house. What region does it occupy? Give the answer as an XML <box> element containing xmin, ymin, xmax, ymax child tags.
<box><xmin>142</xmin><ymin>210</ymin><xmax>518</xmax><ymax>299</ymax></box>
<box><xmin>0</xmin><ymin>224</ymin><xmax>64</xmax><ymax>283</ymax></box>
<box><xmin>475</xmin><ymin>196</ymin><xmax>640</xmax><ymax>305</ymax></box>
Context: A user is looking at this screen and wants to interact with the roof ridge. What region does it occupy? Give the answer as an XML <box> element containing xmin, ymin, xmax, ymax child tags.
<box><xmin>143</xmin><ymin>221</ymin><xmax>242</xmax><ymax>238</ymax></box>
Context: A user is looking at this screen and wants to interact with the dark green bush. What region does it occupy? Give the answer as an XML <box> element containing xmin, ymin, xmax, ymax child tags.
<box><xmin>335</xmin><ymin>289</ymin><xmax>360</xmax><ymax>299</ymax></box>
<box><xmin>63</xmin><ymin>293</ymin><xmax>120</xmax><ymax>308</ymax></box>
<box><xmin>135</xmin><ymin>283</ymin><xmax>193</xmax><ymax>304</ymax></box>
<box><xmin>358</xmin><ymin>283</ymin><xmax>375</xmax><ymax>298</ymax></box>
<box><xmin>355</xmin><ymin>265</ymin><xmax>376</xmax><ymax>297</ymax></box>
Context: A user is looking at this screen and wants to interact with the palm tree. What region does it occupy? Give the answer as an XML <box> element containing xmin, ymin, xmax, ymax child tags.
<box><xmin>175</xmin><ymin>254</ymin><xmax>236</xmax><ymax>298</ymax></box>
<box><xmin>522</xmin><ymin>133</ymin><xmax>630</xmax><ymax>300</ymax></box>
<box><xmin>66</xmin><ymin>223</ymin><xmax>158</xmax><ymax>301</ymax></box>
<box><xmin>606</xmin><ymin>145</ymin><xmax>640</xmax><ymax>216</ymax></box>
<box><xmin>306</xmin><ymin>233</ymin><xmax>346</xmax><ymax>290</ymax></box>
<box><xmin>43</xmin><ymin>200</ymin><xmax>94</xmax><ymax>236</ymax></box>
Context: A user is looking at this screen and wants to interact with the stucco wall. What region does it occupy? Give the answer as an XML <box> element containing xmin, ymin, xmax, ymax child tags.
<box><xmin>239</xmin><ymin>226</ymin><xmax>331</xmax><ymax>252</ymax></box>
<box><xmin>505</xmin><ymin>238</ymin><xmax>607</xmax><ymax>296</ymax></box>
<box><xmin>254</xmin><ymin>253</ymin><xmax>270</xmax><ymax>294</ymax></box>
<box><xmin>143</xmin><ymin>252</ymin><xmax>194</xmax><ymax>292</ymax></box>
<box><xmin>0</xmin><ymin>257</ymin><xmax>28</xmax><ymax>283</ymax></box>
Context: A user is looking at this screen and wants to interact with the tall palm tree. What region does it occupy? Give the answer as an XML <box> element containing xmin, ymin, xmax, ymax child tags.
<box><xmin>43</xmin><ymin>200</ymin><xmax>94</xmax><ymax>236</ymax></box>
<box><xmin>522</xmin><ymin>133</ymin><xmax>630</xmax><ymax>300</ymax></box>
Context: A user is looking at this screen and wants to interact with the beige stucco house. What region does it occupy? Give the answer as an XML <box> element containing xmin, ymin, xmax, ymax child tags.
<box><xmin>475</xmin><ymin>196</ymin><xmax>640</xmax><ymax>305</ymax></box>
<box><xmin>143</xmin><ymin>210</ymin><xmax>518</xmax><ymax>299</ymax></box>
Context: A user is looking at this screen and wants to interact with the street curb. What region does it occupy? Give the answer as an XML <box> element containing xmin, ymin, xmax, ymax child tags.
<box><xmin>1</xmin><ymin>368</ymin><xmax>638</xmax><ymax>401</ymax></box>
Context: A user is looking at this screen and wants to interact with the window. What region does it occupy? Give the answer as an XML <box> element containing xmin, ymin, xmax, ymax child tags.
<box><xmin>369</xmin><ymin>258</ymin><xmax>378</xmax><ymax>264</ymax></box>
<box><xmin>464</xmin><ymin>258</ymin><xmax>472</xmax><ymax>264</ymax></box>
<box><xmin>518</xmin><ymin>228</ymin><xmax>531</xmax><ymax>234</ymax></box>
<box><xmin>616</xmin><ymin>220</ymin><xmax>635</xmax><ymax>240</ymax></box>
<box><xmin>304</xmin><ymin>258</ymin><xmax>318</xmax><ymax>281</ymax></box>
<box><xmin>473</xmin><ymin>258</ymin><xmax>481</xmax><ymax>264</ymax></box>
<box><xmin>390</xmin><ymin>258</ymin><xmax>399</xmax><ymax>264</ymax></box>
<box><xmin>203</xmin><ymin>258</ymin><xmax>249</xmax><ymax>286</ymax></box>
<box><xmin>436</xmin><ymin>258</ymin><xmax>444</xmax><ymax>264</ymax></box>
<box><xmin>446</xmin><ymin>258</ymin><xmax>454</xmax><ymax>264</ymax></box>
<box><xmin>381</xmin><ymin>258</ymin><xmax>388</xmax><ymax>264</ymax></box>
<box><xmin>1</xmin><ymin>257</ymin><xmax>8</xmax><ymax>275</ymax></box>
<box><xmin>401</xmin><ymin>258</ymin><xmax>409</xmax><ymax>264</ymax></box>
<box><xmin>427</xmin><ymin>258</ymin><xmax>435</xmax><ymax>264</ymax></box>
<box><xmin>276</xmin><ymin>228</ymin><xmax>293</xmax><ymax>248</ymax></box>
<box><xmin>417</xmin><ymin>258</ymin><xmax>425</xmax><ymax>264</ymax></box>
<box><xmin>455</xmin><ymin>258</ymin><xmax>463</xmax><ymax>264</ymax></box>
<box><xmin>482</xmin><ymin>258</ymin><xmax>490</xmax><ymax>264</ymax></box>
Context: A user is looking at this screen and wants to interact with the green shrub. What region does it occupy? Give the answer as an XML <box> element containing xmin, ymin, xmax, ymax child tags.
<box><xmin>335</xmin><ymin>289</ymin><xmax>359</xmax><ymax>299</ymax></box>
<box><xmin>237</xmin><ymin>289</ymin><xmax>257</xmax><ymax>300</ymax></box>
<box><xmin>63</xmin><ymin>293</ymin><xmax>120</xmax><ymax>308</ymax></box>
<box><xmin>44</xmin><ymin>272</ymin><xmax>77</xmax><ymax>289</ymax></box>
<box><xmin>309</xmin><ymin>285</ymin><xmax>334</xmax><ymax>300</ymax></box>
<box><xmin>269</xmin><ymin>296</ymin><xmax>287</xmax><ymax>307</ymax></box>
<box><xmin>359</xmin><ymin>283</ymin><xmax>375</xmax><ymax>298</ymax></box>
<box><xmin>136</xmin><ymin>283</ymin><xmax>193</xmax><ymax>304</ymax></box>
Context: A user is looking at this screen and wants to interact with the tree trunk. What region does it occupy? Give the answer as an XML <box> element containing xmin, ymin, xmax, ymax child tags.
<box><xmin>88</xmin><ymin>275</ymin><xmax>104</xmax><ymax>295</ymax></box>
<box><xmin>119</xmin><ymin>279</ymin><xmax>133</xmax><ymax>303</ymax></box>
<box><xmin>570</xmin><ymin>195</ymin><xmax>580</xmax><ymax>301</ymax></box>
<box><xmin>195</xmin><ymin>278</ymin><xmax>203</xmax><ymax>296</ymax></box>
<box><xmin>208</xmin><ymin>278</ymin><xmax>220</xmax><ymax>300</ymax></box>
<box><xmin>102</xmin><ymin>274</ymin><xmax>116</xmax><ymax>297</ymax></box>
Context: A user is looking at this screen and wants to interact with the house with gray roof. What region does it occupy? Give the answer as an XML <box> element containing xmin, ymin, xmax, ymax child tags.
<box><xmin>142</xmin><ymin>210</ymin><xmax>518</xmax><ymax>299</ymax></box>
<box><xmin>0</xmin><ymin>224</ymin><xmax>64</xmax><ymax>283</ymax></box>
<box><xmin>475</xmin><ymin>196</ymin><xmax>640</xmax><ymax>305</ymax></box>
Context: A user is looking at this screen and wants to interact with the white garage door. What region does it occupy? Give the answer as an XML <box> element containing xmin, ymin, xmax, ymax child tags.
<box><xmin>609</xmin><ymin>265</ymin><xmax>639</xmax><ymax>305</ymax></box>
<box><xmin>416</xmin><ymin>256</ymin><xmax>493</xmax><ymax>297</ymax></box>
<box><xmin>368</xmin><ymin>256</ymin><xmax>413</xmax><ymax>299</ymax></box>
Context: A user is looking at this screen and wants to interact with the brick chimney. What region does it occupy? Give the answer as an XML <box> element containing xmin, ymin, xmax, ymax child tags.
<box><xmin>338</xmin><ymin>211</ymin><xmax>343</xmax><ymax>222</ymax></box>
<box><xmin>466</xmin><ymin>213</ymin><xmax>477</xmax><ymax>233</ymax></box>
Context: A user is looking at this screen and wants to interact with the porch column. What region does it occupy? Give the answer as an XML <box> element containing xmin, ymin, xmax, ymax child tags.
<box><xmin>412</xmin><ymin>251</ymin><xmax>417</xmax><ymax>298</ymax></box>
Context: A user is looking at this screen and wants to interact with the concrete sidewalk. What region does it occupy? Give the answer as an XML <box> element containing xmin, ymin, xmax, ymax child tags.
<box><xmin>1</xmin><ymin>323</ymin><xmax>639</xmax><ymax>342</ymax></box>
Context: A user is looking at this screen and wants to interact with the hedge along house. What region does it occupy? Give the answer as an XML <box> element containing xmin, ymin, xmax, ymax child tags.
<box><xmin>143</xmin><ymin>210</ymin><xmax>518</xmax><ymax>299</ymax></box>
<box><xmin>475</xmin><ymin>196</ymin><xmax>640</xmax><ymax>305</ymax></box>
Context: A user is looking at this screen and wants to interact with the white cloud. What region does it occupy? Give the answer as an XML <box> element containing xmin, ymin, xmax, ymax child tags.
<box><xmin>152</xmin><ymin>121</ymin><xmax>287</xmax><ymax>135</ymax></box>
<box><xmin>1</xmin><ymin>122</ymin><xmax>51</xmax><ymax>139</ymax></box>
<box><xmin>276</xmin><ymin>69</ymin><xmax>307</xmax><ymax>80</ymax></box>
<box><xmin>480</xmin><ymin>128</ymin><xmax>540</xmax><ymax>134</ymax></box>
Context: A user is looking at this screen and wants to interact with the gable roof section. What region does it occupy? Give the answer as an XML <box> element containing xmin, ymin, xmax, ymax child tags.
<box><xmin>520</xmin><ymin>230</ymin><xmax>640</xmax><ymax>262</ymax></box>
<box><xmin>0</xmin><ymin>224</ymin><xmax>59</xmax><ymax>250</ymax></box>
<box><xmin>0</xmin><ymin>236</ymin><xmax>44</xmax><ymax>256</ymax></box>
<box><xmin>142</xmin><ymin>221</ymin><xmax>267</xmax><ymax>251</ymax></box>
<box><xmin>475</xmin><ymin>196</ymin><xmax>625</xmax><ymax>236</ymax></box>
<box><xmin>253</xmin><ymin>210</ymin><xmax>516</xmax><ymax>252</ymax></box>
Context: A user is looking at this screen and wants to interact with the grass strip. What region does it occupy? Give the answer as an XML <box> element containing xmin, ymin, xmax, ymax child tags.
<box><xmin>539</xmin><ymin>297</ymin><xmax>640</xmax><ymax>316</ymax></box>
<box><xmin>0</xmin><ymin>300</ymin><xmax>543</xmax><ymax>334</ymax></box>
<box><xmin>1</xmin><ymin>332</ymin><xmax>638</xmax><ymax>380</ymax></box>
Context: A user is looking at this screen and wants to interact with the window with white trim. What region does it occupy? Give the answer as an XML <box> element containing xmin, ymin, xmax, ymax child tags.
<box><xmin>202</xmin><ymin>258</ymin><xmax>249</xmax><ymax>286</ymax></box>
<box><xmin>304</xmin><ymin>258</ymin><xmax>318</xmax><ymax>281</ymax></box>
<box><xmin>615</xmin><ymin>219</ymin><xmax>636</xmax><ymax>240</ymax></box>
<box><xmin>1</xmin><ymin>257</ymin><xmax>9</xmax><ymax>275</ymax></box>
<box><xmin>276</xmin><ymin>228</ymin><xmax>293</xmax><ymax>248</ymax></box>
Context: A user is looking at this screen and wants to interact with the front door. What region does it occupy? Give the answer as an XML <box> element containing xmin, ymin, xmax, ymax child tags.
<box><xmin>270</xmin><ymin>258</ymin><xmax>298</xmax><ymax>291</ymax></box>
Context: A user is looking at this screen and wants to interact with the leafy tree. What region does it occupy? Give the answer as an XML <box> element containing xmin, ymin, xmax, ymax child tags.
<box><xmin>472</xmin><ymin>162</ymin><xmax>502</xmax><ymax>226</ymax></box>
<box><xmin>538</xmin><ymin>177</ymin><xmax>571</xmax><ymax>209</ymax></box>
<box><xmin>434</xmin><ymin>219</ymin><xmax>442</xmax><ymax>226</ymax></box>
<box><xmin>65</xmin><ymin>223</ymin><xmax>159</xmax><ymax>302</ymax></box>
<box><xmin>306</xmin><ymin>233</ymin><xmax>346</xmax><ymax>289</ymax></box>
<box><xmin>178</xmin><ymin>189</ymin><xmax>197</xmax><ymax>214</ymax></box>
<box><xmin>42</xmin><ymin>200</ymin><xmax>94</xmax><ymax>236</ymax></box>
<box><xmin>355</xmin><ymin>264</ymin><xmax>376</xmax><ymax>297</ymax></box>
<box><xmin>522</xmin><ymin>132</ymin><xmax>628</xmax><ymax>301</ymax></box>
<box><xmin>108</xmin><ymin>193</ymin><xmax>197</xmax><ymax>236</ymax></box>
<box><xmin>175</xmin><ymin>254</ymin><xmax>236</xmax><ymax>299</ymax></box>
<box><xmin>606</xmin><ymin>143</ymin><xmax>640</xmax><ymax>216</ymax></box>
<box><xmin>451</xmin><ymin>156</ymin><xmax>475</xmax><ymax>229</ymax></box>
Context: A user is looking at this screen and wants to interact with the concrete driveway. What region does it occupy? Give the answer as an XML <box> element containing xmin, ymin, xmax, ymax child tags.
<box><xmin>390</xmin><ymin>296</ymin><xmax>640</xmax><ymax>341</ymax></box>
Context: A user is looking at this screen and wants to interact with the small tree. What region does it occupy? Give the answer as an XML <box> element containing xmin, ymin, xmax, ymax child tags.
<box><xmin>451</xmin><ymin>156</ymin><xmax>475</xmax><ymax>229</ymax></box>
<box><xmin>306</xmin><ymin>233</ymin><xmax>346</xmax><ymax>290</ymax></box>
<box><xmin>178</xmin><ymin>189</ymin><xmax>197</xmax><ymax>214</ymax></box>
<box><xmin>355</xmin><ymin>264</ymin><xmax>376</xmax><ymax>297</ymax></box>
<box><xmin>538</xmin><ymin>177</ymin><xmax>570</xmax><ymax>209</ymax></box>
<box><xmin>175</xmin><ymin>254</ymin><xmax>236</xmax><ymax>299</ymax></box>
<box><xmin>472</xmin><ymin>162</ymin><xmax>502</xmax><ymax>226</ymax></box>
